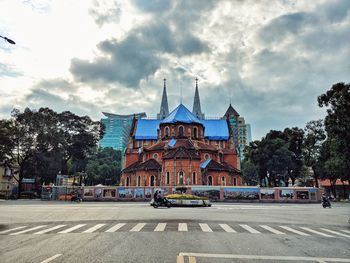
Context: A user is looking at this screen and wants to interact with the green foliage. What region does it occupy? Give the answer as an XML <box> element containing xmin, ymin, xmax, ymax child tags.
<box><xmin>318</xmin><ymin>82</ymin><xmax>350</xmax><ymax>186</ymax></box>
<box><xmin>175</xmin><ymin>186</ymin><xmax>188</xmax><ymax>194</ymax></box>
<box><xmin>166</xmin><ymin>194</ymin><xmax>208</xmax><ymax>200</ymax></box>
<box><xmin>244</xmin><ymin>128</ymin><xmax>304</xmax><ymax>187</ymax></box>
<box><xmin>85</xmin><ymin>147</ymin><xmax>121</xmax><ymax>185</ymax></box>
<box><xmin>241</xmin><ymin>159</ymin><xmax>259</xmax><ymax>185</ymax></box>
<box><xmin>0</xmin><ymin>107</ymin><xmax>104</xmax><ymax>197</ymax></box>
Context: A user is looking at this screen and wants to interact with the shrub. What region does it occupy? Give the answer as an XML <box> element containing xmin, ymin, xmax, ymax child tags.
<box><xmin>165</xmin><ymin>194</ymin><xmax>208</xmax><ymax>200</ymax></box>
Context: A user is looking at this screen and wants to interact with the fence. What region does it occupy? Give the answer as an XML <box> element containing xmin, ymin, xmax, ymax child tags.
<box><xmin>41</xmin><ymin>185</ymin><xmax>322</xmax><ymax>203</ymax></box>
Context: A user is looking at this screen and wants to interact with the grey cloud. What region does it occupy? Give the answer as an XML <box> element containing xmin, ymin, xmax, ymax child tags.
<box><xmin>25</xmin><ymin>88</ymin><xmax>101</xmax><ymax>119</ymax></box>
<box><xmin>258</xmin><ymin>12</ymin><xmax>317</xmax><ymax>44</ymax></box>
<box><xmin>0</xmin><ymin>63</ymin><xmax>22</xmax><ymax>77</ymax></box>
<box><xmin>89</xmin><ymin>0</ymin><xmax>121</xmax><ymax>27</ymax></box>
<box><xmin>34</xmin><ymin>78</ymin><xmax>78</xmax><ymax>92</ymax></box>
<box><xmin>130</xmin><ymin>0</ymin><xmax>172</xmax><ymax>13</ymax></box>
<box><xmin>70</xmin><ymin>22</ymin><xmax>209</xmax><ymax>88</ymax></box>
<box><xmin>322</xmin><ymin>0</ymin><xmax>350</xmax><ymax>22</ymax></box>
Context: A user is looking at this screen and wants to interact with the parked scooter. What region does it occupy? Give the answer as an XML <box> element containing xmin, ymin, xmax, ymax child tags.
<box><xmin>321</xmin><ymin>194</ymin><xmax>331</xmax><ymax>208</ymax></box>
<box><xmin>152</xmin><ymin>197</ymin><xmax>171</xmax><ymax>208</ymax></box>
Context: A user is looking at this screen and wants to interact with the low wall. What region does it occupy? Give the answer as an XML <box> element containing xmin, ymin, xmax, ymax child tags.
<box><xmin>41</xmin><ymin>186</ymin><xmax>322</xmax><ymax>203</ymax></box>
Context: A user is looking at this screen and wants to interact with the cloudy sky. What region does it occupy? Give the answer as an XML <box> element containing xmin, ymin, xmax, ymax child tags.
<box><xmin>1</xmin><ymin>0</ymin><xmax>349</xmax><ymax>140</ymax></box>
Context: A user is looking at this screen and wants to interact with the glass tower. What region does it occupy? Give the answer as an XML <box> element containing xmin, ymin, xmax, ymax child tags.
<box><xmin>99</xmin><ymin>112</ymin><xmax>147</xmax><ymax>151</ymax></box>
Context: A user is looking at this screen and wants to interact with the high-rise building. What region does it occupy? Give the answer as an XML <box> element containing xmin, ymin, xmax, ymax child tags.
<box><xmin>223</xmin><ymin>104</ymin><xmax>252</xmax><ymax>160</ymax></box>
<box><xmin>99</xmin><ymin>112</ymin><xmax>146</xmax><ymax>151</ymax></box>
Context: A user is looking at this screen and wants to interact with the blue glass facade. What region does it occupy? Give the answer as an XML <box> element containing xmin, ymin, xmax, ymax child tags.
<box><xmin>99</xmin><ymin>112</ymin><xmax>146</xmax><ymax>151</ymax></box>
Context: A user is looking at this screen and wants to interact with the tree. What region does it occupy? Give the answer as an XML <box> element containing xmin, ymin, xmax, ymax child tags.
<box><xmin>57</xmin><ymin>111</ymin><xmax>104</xmax><ymax>174</ymax></box>
<box><xmin>303</xmin><ymin>120</ymin><xmax>326</xmax><ymax>187</ymax></box>
<box><xmin>85</xmin><ymin>148</ymin><xmax>121</xmax><ymax>185</ymax></box>
<box><xmin>241</xmin><ymin>159</ymin><xmax>259</xmax><ymax>186</ymax></box>
<box><xmin>317</xmin><ymin>82</ymin><xmax>350</xmax><ymax>198</ymax></box>
<box><xmin>0</xmin><ymin>107</ymin><xmax>104</xmax><ymax>197</ymax></box>
<box><xmin>283</xmin><ymin>127</ymin><xmax>304</xmax><ymax>185</ymax></box>
<box><xmin>0</xmin><ymin>119</ymin><xmax>14</xmax><ymax>164</ymax></box>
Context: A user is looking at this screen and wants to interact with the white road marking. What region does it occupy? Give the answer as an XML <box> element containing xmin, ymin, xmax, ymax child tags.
<box><xmin>105</xmin><ymin>223</ymin><xmax>126</xmax><ymax>232</ymax></box>
<box><xmin>320</xmin><ymin>228</ymin><xmax>350</xmax><ymax>238</ymax></box>
<box><xmin>178</xmin><ymin>223</ymin><xmax>188</xmax><ymax>232</ymax></box>
<box><xmin>154</xmin><ymin>223</ymin><xmax>166</xmax><ymax>232</ymax></box>
<box><xmin>178</xmin><ymin>252</ymin><xmax>350</xmax><ymax>262</ymax></box>
<box><xmin>260</xmin><ymin>225</ymin><xmax>285</xmax><ymax>235</ymax></box>
<box><xmin>10</xmin><ymin>225</ymin><xmax>47</xmax><ymax>235</ymax></box>
<box><xmin>239</xmin><ymin>224</ymin><xmax>261</xmax><ymax>234</ymax></box>
<box><xmin>300</xmin><ymin>227</ymin><xmax>335</xmax><ymax>237</ymax></box>
<box><xmin>58</xmin><ymin>224</ymin><xmax>86</xmax><ymax>234</ymax></box>
<box><xmin>199</xmin><ymin>223</ymin><xmax>213</xmax><ymax>232</ymax></box>
<box><xmin>39</xmin><ymin>254</ymin><xmax>62</xmax><ymax>263</ymax></box>
<box><xmin>341</xmin><ymin>230</ymin><xmax>350</xmax><ymax>234</ymax></box>
<box><xmin>279</xmin><ymin>226</ymin><xmax>310</xmax><ymax>236</ymax></box>
<box><xmin>0</xmin><ymin>226</ymin><xmax>27</xmax><ymax>234</ymax></box>
<box><xmin>82</xmin><ymin>224</ymin><xmax>106</xmax><ymax>233</ymax></box>
<box><xmin>130</xmin><ymin>223</ymin><xmax>146</xmax><ymax>232</ymax></box>
<box><xmin>34</xmin><ymin>225</ymin><xmax>66</xmax><ymax>235</ymax></box>
<box><xmin>219</xmin><ymin>224</ymin><xmax>236</xmax><ymax>233</ymax></box>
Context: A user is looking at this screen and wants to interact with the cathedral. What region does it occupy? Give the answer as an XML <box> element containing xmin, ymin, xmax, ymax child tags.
<box><xmin>121</xmin><ymin>79</ymin><xmax>242</xmax><ymax>187</ymax></box>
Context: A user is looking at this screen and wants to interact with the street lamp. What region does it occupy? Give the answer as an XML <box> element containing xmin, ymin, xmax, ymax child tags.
<box><xmin>0</xmin><ymin>35</ymin><xmax>16</xmax><ymax>45</ymax></box>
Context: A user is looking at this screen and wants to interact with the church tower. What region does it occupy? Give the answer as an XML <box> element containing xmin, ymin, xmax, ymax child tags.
<box><xmin>157</xmin><ymin>79</ymin><xmax>169</xmax><ymax>119</ymax></box>
<box><xmin>192</xmin><ymin>78</ymin><xmax>205</xmax><ymax>119</ymax></box>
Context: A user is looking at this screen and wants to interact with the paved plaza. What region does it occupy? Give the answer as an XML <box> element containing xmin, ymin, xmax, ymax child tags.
<box><xmin>0</xmin><ymin>201</ymin><xmax>349</xmax><ymax>263</ymax></box>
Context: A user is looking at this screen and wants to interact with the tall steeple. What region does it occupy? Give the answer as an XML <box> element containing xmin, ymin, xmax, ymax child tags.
<box><xmin>192</xmin><ymin>78</ymin><xmax>205</xmax><ymax>119</ymax></box>
<box><xmin>157</xmin><ymin>78</ymin><xmax>169</xmax><ymax>119</ymax></box>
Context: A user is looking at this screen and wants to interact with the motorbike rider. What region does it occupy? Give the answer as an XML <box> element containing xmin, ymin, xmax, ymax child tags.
<box><xmin>322</xmin><ymin>193</ymin><xmax>330</xmax><ymax>205</ymax></box>
<box><xmin>153</xmin><ymin>190</ymin><xmax>159</xmax><ymax>203</ymax></box>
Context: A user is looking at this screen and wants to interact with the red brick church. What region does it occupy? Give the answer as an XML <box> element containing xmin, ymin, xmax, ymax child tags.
<box><xmin>121</xmin><ymin>80</ymin><xmax>241</xmax><ymax>187</ymax></box>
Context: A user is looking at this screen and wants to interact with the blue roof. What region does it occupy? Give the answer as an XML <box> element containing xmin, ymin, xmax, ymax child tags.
<box><xmin>134</xmin><ymin>119</ymin><xmax>160</xmax><ymax>140</ymax></box>
<box><xmin>161</xmin><ymin>104</ymin><xmax>201</xmax><ymax>124</ymax></box>
<box><xmin>201</xmin><ymin>120</ymin><xmax>229</xmax><ymax>140</ymax></box>
<box><xmin>200</xmin><ymin>158</ymin><xmax>211</xmax><ymax>169</ymax></box>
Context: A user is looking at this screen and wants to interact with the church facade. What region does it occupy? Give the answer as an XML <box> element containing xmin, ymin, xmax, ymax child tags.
<box><xmin>121</xmin><ymin>80</ymin><xmax>242</xmax><ymax>187</ymax></box>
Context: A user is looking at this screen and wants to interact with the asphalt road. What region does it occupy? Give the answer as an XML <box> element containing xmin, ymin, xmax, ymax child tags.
<box><xmin>0</xmin><ymin>200</ymin><xmax>349</xmax><ymax>263</ymax></box>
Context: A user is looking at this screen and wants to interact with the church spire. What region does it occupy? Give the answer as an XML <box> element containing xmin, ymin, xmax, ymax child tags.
<box><xmin>157</xmin><ymin>78</ymin><xmax>169</xmax><ymax>120</ymax></box>
<box><xmin>192</xmin><ymin>78</ymin><xmax>205</xmax><ymax>119</ymax></box>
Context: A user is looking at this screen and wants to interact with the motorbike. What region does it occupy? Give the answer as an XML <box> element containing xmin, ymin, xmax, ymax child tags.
<box><xmin>71</xmin><ymin>192</ymin><xmax>83</xmax><ymax>203</ymax></box>
<box><xmin>321</xmin><ymin>197</ymin><xmax>331</xmax><ymax>208</ymax></box>
<box><xmin>152</xmin><ymin>197</ymin><xmax>171</xmax><ymax>208</ymax></box>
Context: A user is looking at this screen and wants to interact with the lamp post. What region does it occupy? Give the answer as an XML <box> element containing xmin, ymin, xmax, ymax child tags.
<box><xmin>0</xmin><ymin>35</ymin><xmax>16</xmax><ymax>45</ymax></box>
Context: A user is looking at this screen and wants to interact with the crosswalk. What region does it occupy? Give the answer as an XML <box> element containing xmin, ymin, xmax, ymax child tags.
<box><xmin>1</xmin><ymin>222</ymin><xmax>349</xmax><ymax>238</ymax></box>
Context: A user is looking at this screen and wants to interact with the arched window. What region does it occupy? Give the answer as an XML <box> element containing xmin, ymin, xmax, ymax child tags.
<box><xmin>193</xmin><ymin>127</ymin><xmax>198</xmax><ymax>138</ymax></box>
<box><xmin>165</xmin><ymin>127</ymin><xmax>169</xmax><ymax>137</ymax></box>
<box><xmin>179</xmin><ymin>171</ymin><xmax>184</xmax><ymax>185</ymax></box>
<box><xmin>153</xmin><ymin>153</ymin><xmax>158</xmax><ymax>160</ymax></box>
<box><xmin>233</xmin><ymin>177</ymin><xmax>237</xmax><ymax>186</ymax></box>
<box><xmin>150</xmin><ymin>175</ymin><xmax>155</xmax><ymax>186</ymax></box>
<box><xmin>208</xmin><ymin>176</ymin><xmax>213</xmax><ymax>186</ymax></box>
<box><xmin>179</xmin><ymin>126</ymin><xmax>184</xmax><ymax>137</ymax></box>
<box><xmin>137</xmin><ymin>176</ymin><xmax>141</xmax><ymax>186</ymax></box>
<box><xmin>192</xmin><ymin>172</ymin><xmax>196</xmax><ymax>185</ymax></box>
<box><xmin>204</xmin><ymin>153</ymin><xmax>210</xmax><ymax>160</ymax></box>
<box><xmin>126</xmin><ymin>177</ymin><xmax>129</xmax><ymax>186</ymax></box>
<box><xmin>166</xmin><ymin>171</ymin><xmax>170</xmax><ymax>185</ymax></box>
<box><xmin>219</xmin><ymin>153</ymin><xmax>224</xmax><ymax>163</ymax></box>
<box><xmin>221</xmin><ymin>176</ymin><xmax>226</xmax><ymax>186</ymax></box>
